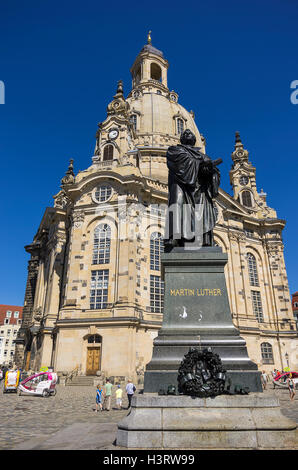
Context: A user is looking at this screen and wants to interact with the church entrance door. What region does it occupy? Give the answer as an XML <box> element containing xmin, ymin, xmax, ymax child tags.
<box><xmin>86</xmin><ymin>347</ymin><xmax>101</xmax><ymax>375</ymax></box>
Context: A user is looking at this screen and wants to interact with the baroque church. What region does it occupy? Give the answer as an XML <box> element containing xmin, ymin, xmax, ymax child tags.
<box><xmin>15</xmin><ymin>35</ymin><xmax>297</xmax><ymax>380</ymax></box>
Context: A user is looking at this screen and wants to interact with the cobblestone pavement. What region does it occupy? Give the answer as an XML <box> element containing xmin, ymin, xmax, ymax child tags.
<box><xmin>0</xmin><ymin>382</ymin><xmax>297</xmax><ymax>450</ymax></box>
<box><xmin>0</xmin><ymin>382</ymin><xmax>129</xmax><ymax>450</ymax></box>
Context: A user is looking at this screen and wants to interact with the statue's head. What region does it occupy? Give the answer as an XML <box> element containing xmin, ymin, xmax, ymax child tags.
<box><xmin>180</xmin><ymin>129</ymin><xmax>196</xmax><ymax>146</ymax></box>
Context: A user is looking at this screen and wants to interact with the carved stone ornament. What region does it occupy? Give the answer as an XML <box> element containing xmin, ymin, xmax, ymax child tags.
<box><xmin>132</xmin><ymin>89</ymin><xmax>141</xmax><ymax>99</ymax></box>
<box><xmin>169</xmin><ymin>92</ymin><xmax>178</xmax><ymax>102</ymax></box>
<box><xmin>107</xmin><ymin>80</ymin><xmax>130</xmax><ymax>117</ymax></box>
<box><xmin>229</xmin><ymin>231</ymin><xmax>246</xmax><ymax>242</ymax></box>
<box><xmin>72</xmin><ymin>210</ymin><xmax>85</xmax><ymax>228</ymax></box>
<box><xmin>177</xmin><ymin>347</ymin><xmax>226</xmax><ymax>398</ymax></box>
<box><xmin>54</xmin><ymin>190</ymin><xmax>71</xmax><ymax>209</ymax></box>
<box><xmin>61</xmin><ymin>159</ymin><xmax>75</xmax><ymax>186</ymax></box>
<box><xmin>33</xmin><ymin>307</ymin><xmax>43</xmax><ymax>322</ymax></box>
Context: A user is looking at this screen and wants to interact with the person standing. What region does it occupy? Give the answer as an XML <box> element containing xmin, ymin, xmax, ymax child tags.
<box><xmin>126</xmin><ymin>379</ymin><xmax>136</xmax><ymax>409</ymax></box>
<box><xmin>95</xmin><ymin>384</ymin><xmax>103</xmax><ymax>412</ymax></box>
<box><xmin>287</xmin><ymin>375</ymin><xmax>296</xmax><ymax>401</ymax></box>
<box><xmin>261</xmin><ymin>371</ymin><xmax>268</xmax><ymax>390</ymax></box>
<box><xmin>1</xmin><ymin>366</ymin><xmax>8</xmax><ymax>387</ymax></box>
<box><xmin>115</xmin><ymin>385</ymin><xmax>123</xmax><ymax>409</ymax></box>
<box><xmin>103</xmin><ymin>379</ymin><xmax>113</xmax><ymax>411</ymax></box>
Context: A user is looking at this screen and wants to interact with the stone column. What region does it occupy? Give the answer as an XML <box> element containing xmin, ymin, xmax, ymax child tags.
<box><xmin>14</xmin><ymin>247</ymin><xmax>40</xmax><ymax>369</ymax></box>
<box><xmin>63</xmin><ymin>211</ymin><xmax>85</xmax><ymax>309</ymax></box>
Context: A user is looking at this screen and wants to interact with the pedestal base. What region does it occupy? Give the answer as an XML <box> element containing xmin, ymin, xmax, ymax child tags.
<box><xmin>116</xmin><ymin>393</ymin><xmax>297</xmax><ymax>449</ymax></box>
<box><xmin>144</xmin><ymin>248</ymin><xmax>262</xmax><ymax>393</ymax></box>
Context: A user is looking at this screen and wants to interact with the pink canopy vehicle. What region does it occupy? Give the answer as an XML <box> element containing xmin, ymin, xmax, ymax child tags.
<box><xmin>18</xmin><ymin>371</ymin><xmax>57</xmax><ymax>397</ymax></box>
<box><xmin>273</xmin><ymin>371</ymin><xmax>298</xmax><ymax>389</ymax></box>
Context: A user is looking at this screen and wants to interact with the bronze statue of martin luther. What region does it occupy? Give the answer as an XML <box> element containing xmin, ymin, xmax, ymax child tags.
<box><xmin>164</xmin><ymin>129</ymin><xmax>222</xmax><ymax>251</ymax></box>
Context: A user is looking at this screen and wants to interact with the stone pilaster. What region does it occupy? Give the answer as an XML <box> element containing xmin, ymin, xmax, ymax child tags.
<box><xmin>14</xmin><ymin>247</ymin><xmax>40</xmax><ymax>369</ymax></box>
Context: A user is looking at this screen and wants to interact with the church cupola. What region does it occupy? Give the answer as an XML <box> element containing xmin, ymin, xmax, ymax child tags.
<box><xmin>231</xmin><ymin>131</ymin><xmax>249</xmax><ymax>165</ymax></box>
<box><xmin>229</xmin><ymin>132</ymin><xmax>257</xmax><ymax>208</ymax></box>
<box><xmin>229</xmin><ymin>132</ymin><xmax>277</xmax><ymax>218</ymax></box>
<box><xmin>130</xmin><ymin>32</ymin><xmax>169</xmax><ymax>90</ymax></box>
<box><xmin>107</xmin><ymin>80</ymin><xmax>129</xmax><ymax>117</ymax></box>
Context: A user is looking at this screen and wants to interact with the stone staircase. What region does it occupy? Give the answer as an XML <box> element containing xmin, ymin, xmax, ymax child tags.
<box><xmin>66</xmin><ymin>375</ymin><xmax>96</xmax><ymax>386</ymax></box>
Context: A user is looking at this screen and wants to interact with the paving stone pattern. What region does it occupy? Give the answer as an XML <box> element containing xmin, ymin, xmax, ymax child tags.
<box><xmin>0</xmin><ymin>383</ymin><xmax>129</xmax><ymax>450</ymax></box>
<box><xmin>0</xmin><ymin>383</ymin><xmax>297</xmax><ymax>450</ymax></box>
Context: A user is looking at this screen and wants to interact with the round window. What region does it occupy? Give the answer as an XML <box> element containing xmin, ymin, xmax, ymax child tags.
<box><xmin>93</xmin><ymin>184</ymin><xmax>113</xmax><ymax>204</ymax></box>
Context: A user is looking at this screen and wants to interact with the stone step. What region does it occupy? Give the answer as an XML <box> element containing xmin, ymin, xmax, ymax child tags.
<box><xmin>66</xmin><ymin>376</ymin><xmax>96</xmax><ymax>386</ymax></box>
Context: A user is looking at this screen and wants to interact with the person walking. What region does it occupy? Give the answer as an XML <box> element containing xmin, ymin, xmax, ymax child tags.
<box><xmin>261</xmin><ymin>371</ymin><xmax>268</xmax><ymax>390</ymax></box>
<box><xmin>1</xmin><ymin>366</ymin><xmax>8</xmax><ymax>387</ymax></box>
<box><xmin>95</xmin><ymin>384</ymin><xmax>103</xmax><ymax>412</ymax></box>
<box><xmin>272</xmin><ymin>369</ymin><xmax>279</xmax><ymax>389</ymax></box>
<box><xmin>115</xmin><ymin>385</ymin><xmax>123</xmax><ymax>409</ymax></box>
<box><xmin>287</xmin><ymin>375</ymin><xmax>296</xmax><ymax>401</ymax></box>
<box><xmin>103</xmin><ymin>379</ymin><xmax>113</xmax><ymax>411</ymax></box>
<box><xmin>126</xmin><ymin>379</ymin><xmax>136</xmax><ymax>409</ymax></box>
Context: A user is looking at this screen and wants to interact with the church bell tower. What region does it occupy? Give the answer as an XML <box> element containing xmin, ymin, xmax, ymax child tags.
<box><xmin>130</xmin><ymin>32</ymin><xmax>169</xmax><ymax>91</ymax></box>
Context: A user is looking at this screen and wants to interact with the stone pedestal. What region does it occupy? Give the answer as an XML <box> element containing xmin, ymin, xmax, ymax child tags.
<box><xmin>116</xmin><ymin>393</ymin><xmax>297</xmax><ymax>449</ymax></box>
<box><xmin>117</xmin><ymin>247</ymin><xmax>297</xmax><ymax>449</ymax></box>
<box><xmin>144</xmin><ymin>247</ymin><xmax>262</xmax><ymax>393</ymax></box>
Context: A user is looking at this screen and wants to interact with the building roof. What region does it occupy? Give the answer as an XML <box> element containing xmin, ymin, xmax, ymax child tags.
<box><xmin>140</xmin><ymin>44</ymin><xmax>164</xmax><ymax>58</ymax></box>
<box><xmin>0</xmin><ymin>304</ymin><xmax>23</xmax><ymax>326</ymax></box>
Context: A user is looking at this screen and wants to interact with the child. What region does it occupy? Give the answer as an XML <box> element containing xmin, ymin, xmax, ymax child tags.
<box><xmin>116</xmin><ymin>384</ymin><xmax>123</xmax><ymax>409</ymax></box>
<box><xmin>95</xmin><ymin>384</ymin><xmax>103</xmax><ymax>412</ymax></box>
<box><xmin>287</xmin><ymin>375</ymin><xmax>296</xmax><ymax>401</ymax></box>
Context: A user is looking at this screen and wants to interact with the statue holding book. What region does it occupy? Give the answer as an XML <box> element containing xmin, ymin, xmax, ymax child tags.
<box><xmin>165</xmin><ymin>128</ymin><xmax>222</xmax><ymax>251</ymax></box>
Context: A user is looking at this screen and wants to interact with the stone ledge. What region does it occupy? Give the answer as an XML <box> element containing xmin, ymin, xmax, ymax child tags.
<box><xmin>117</xmin><ymin>429</ymin><xmax>298</xmax><ymax>450</ymax></box>
<box><xmin>131</xmin><ymin>393</ymin><xmax>281</xmax><ymax>408</ymax></box>
<box><xmin>116</xmin><ymin>393</ymin><xmax>297</xmax><ymax>449</ymax></box>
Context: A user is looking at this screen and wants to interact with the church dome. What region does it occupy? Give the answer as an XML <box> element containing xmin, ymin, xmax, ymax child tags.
<box><xmin>127</xmin><ymin>91</ymin><xmax>204</xmax><ymax>150</ymax></box>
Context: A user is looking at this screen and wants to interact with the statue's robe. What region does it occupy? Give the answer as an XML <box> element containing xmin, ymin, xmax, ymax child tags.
<box><xmin>166</xmin><ymin>144</ymin><xmax>220</xmax><ymax>246</ymax></box>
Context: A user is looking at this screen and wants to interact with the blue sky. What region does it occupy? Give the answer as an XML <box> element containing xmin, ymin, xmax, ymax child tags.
<box><xmin>0</xmin><ymin>0</ymin><xmax>297</xmax><ymax>305</ymax></box>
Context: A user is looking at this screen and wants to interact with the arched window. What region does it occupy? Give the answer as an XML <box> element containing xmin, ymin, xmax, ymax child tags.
<box><xmin>261</xmin><ymin>343</ymin><xmax>274</xmax><ymax>364</ymax></box>
<box><xmin>103</xmin><ymin>144</ymin><xmax>114</xmax><ymax>161</ymax></box>
<box><xmin>177</xmin><ymin>118</ymin><xmax>184</xmax><ymax>135</ymax></box>
<box><xmin>134</xmin><ymin>66</ymin><xmax>141</xmax><ymax>86</ymax></box>
<box><xmin>247</xmin><ymin>253</ymin><xmax>259</xmax><ymax>286</ymax></box>
<box><xmin>92</xmin><ymin>224</ymin><xmax>111</xmax><ymax>265</ymax></box>
<box><xmin>242</xmin><ymin>190</ymin><xmax>253</xmax><ymax>208</ymax></box>
<box><xmin>150</xmin><ymin>63</ymin><xmax>162</xmax><ymax>81</ymax></box>
<box><xmin>88</xmin><ymin>334</ymin><xmax>102</xmax><ymax>344</ymax></box>
<box><xmin>90</xmin><ymin>269</ymin><xmax>109</xmax><ymax>309</ymax></box>
<box><xmin>149</xmin><ymin>232</ymin><xmax>164</xmax><ymax>313</ymax></box>
<box><xmin>131</xmin><ymin>114</ymin><xmax>137</xmax><ymax>131</ymax></box>
<box><xmin>150</xmin><ymin>232</ymin><xmax>164</xmax><ymax>271</ymax></box>
<box><xmin>251</xmin><ymin>290</ymin><xmax>264</xmax><ymax>323</ymax></box>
